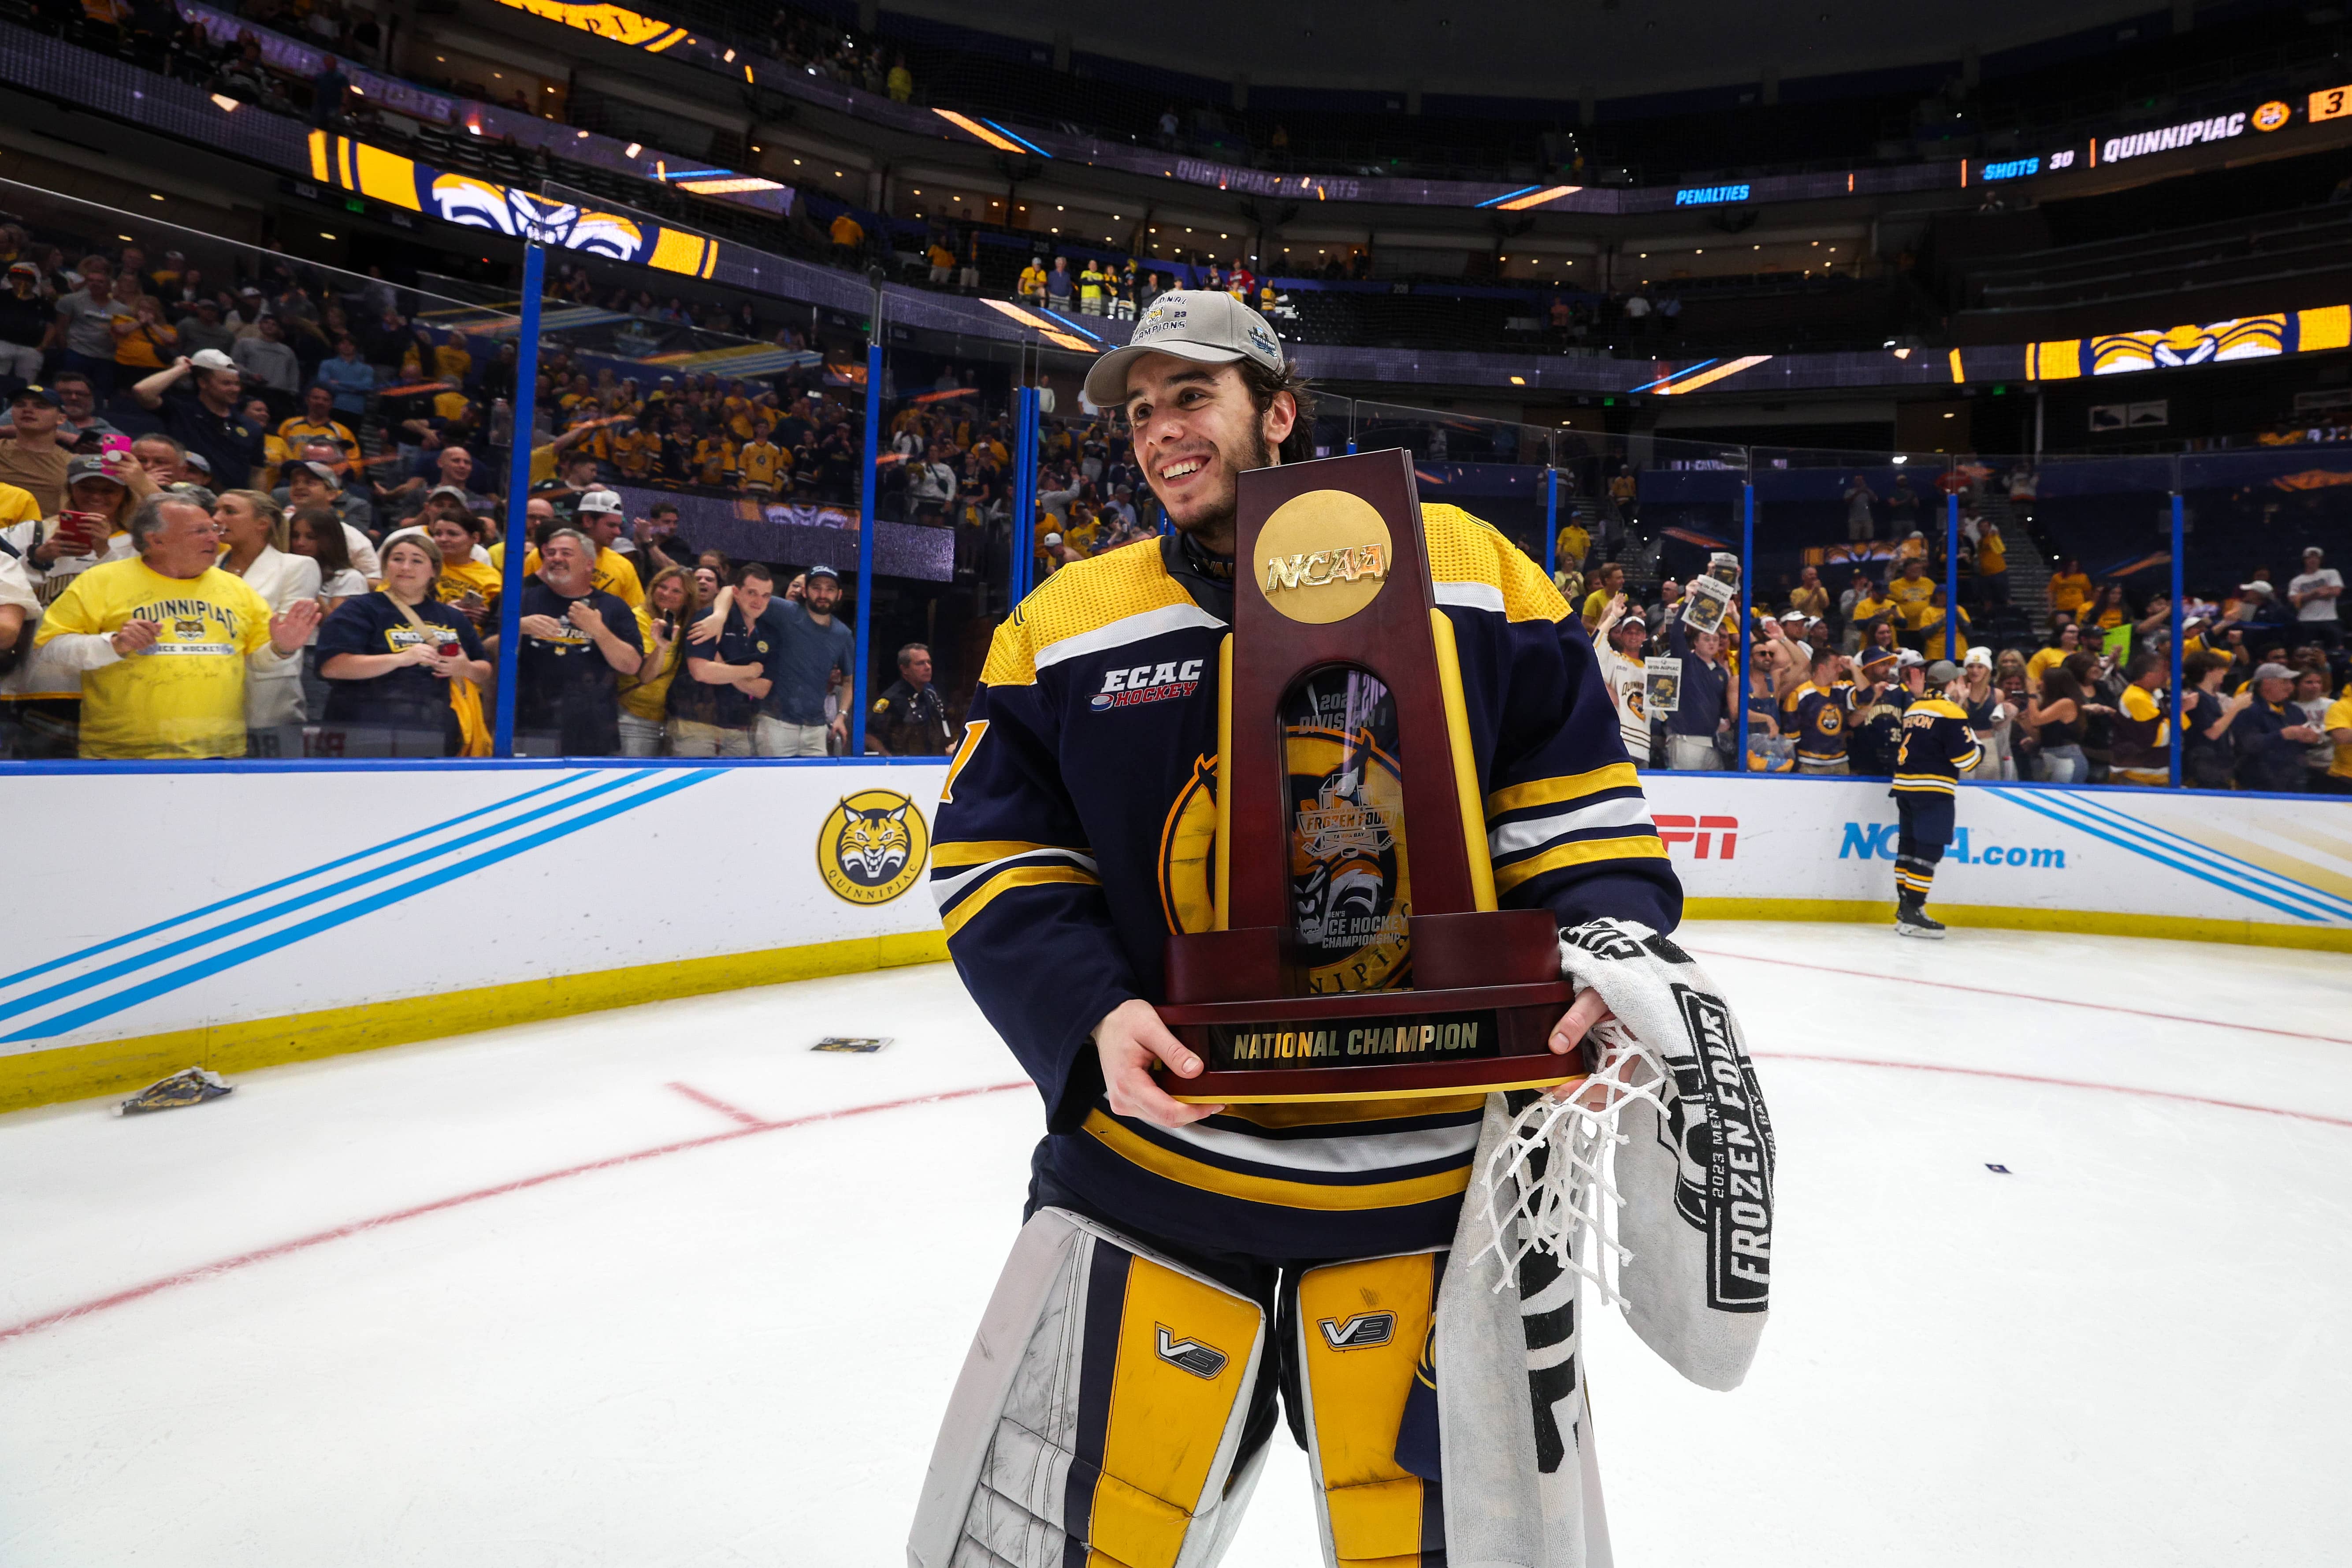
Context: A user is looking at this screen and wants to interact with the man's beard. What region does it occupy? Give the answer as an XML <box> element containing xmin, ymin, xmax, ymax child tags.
<box><xmin>1166</xmin><ymin>427</ymin><xmax>1272</xmax><ymax>552</ymax></box>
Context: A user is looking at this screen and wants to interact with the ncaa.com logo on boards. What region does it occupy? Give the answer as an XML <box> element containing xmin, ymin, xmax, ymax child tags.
<box><xmin>1647</xmin><ymin>814</ymin><xmax>2065</xmax><ymax>872</ymax></box>
<box><xmin>1839</xmin><ymin>822</ymin><xmax>2066</xmax><ymax>870</ymax></box>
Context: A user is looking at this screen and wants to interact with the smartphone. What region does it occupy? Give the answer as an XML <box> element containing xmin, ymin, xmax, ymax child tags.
<box><xmin>54</xmin><ymin>509</ymin><xmax>106</xmax><ymax>554</ymax></box>
<box><xmin>458</xmin><ymin>590</ymin><xmax>486</xmax><ymax>609</ymax></box>
<box><xmin>99</xmin><ymin>433</ymin><xmax>132</xmax><ymax>460</ymax></box>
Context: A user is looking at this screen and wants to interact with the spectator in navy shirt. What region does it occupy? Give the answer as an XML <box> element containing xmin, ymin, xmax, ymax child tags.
<box><xmin>1662</xmin><ymin>617</ymin><xmax>1731</xmax><ymax>769</ymax></box>
<box><xmin>128</xmin><ymin>350</ymin><xmax>266</xmax><ymax>489</ymax></box>
<box><xmin>761</xmin><ymin>562</ymin><xmax>854</xmax><ymax>755</ymax></box>
<box><xmin>2233</xmin><ymin>661</ymin><xmax>2326</xmax><ymax>792</ymax></box>
<box><xmin>673</xmin><ymin>562</ymin><xmax>781</xmax><ymax>757</ymax></box>
<box><xmin>493</xmin><ymin>527</ymin><xmax>643</xmax><ymax>756</ymax></box>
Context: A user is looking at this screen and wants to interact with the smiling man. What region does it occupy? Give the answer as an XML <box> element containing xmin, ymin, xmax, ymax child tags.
<box><xmin>912</xmin><ymin>291</ymin><xmax>1691</xmax><ymax>1568</ymax></box>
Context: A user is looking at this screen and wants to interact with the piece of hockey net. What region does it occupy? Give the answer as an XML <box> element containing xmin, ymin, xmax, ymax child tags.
<box><xmin>1471</xmin><ymin>1017</ymin><xmax>1668</xmax><ymax>1311</ymax></box>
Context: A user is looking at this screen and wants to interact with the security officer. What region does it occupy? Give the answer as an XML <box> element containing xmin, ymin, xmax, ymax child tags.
<box><xmin>869</xmin><ymin>640</ymin><xmax>951</xmax><ymax>755</ymax></box>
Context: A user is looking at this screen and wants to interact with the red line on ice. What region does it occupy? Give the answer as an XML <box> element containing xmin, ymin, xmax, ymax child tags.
<box><xmin>665</xmin><ymin>1081</ymin><xmax>765</xmax><ymax>1126</ymax></box>
<box><xmin>0</xmin><ymin>1081</ymin><xmax>1031</xmax><ymax>1347</ymax></box>
<box><xmin>1755</xmin><ymin>1051</ymin><xmax>2352</xmax><ymax>1129</ymax></box>
<box><xmin>1687</xmin><ymin>945</ymin><xmax>2352</xmax><ymax>1048</ymax></box>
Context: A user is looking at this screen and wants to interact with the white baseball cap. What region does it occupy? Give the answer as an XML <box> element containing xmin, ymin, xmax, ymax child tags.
<box><xmin>188</xmin><ymin>348</ymin><xmax>238</xmax><ymax>372</ymax></box>
<box><xmin>576</xmin><ymin>488</ymin><xmax>622</xmax><ymax>515</ymax></box>
<box><xmin>1081</xmin><ymin>289</ymin><xmax>1286</xmax><ymax>412</ymax></box>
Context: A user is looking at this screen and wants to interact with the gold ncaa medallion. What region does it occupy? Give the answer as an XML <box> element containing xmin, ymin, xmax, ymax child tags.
<box><xmin>1256</xmin><ymin>489</ymin><xmax>1393</xmax><ymax>624</ymax></box>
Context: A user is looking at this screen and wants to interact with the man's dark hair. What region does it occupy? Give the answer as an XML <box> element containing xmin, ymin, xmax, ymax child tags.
<box><xmin>651</xmin><ymin>501</ymin><xmax>679</xmax><ymax>519</ymax></box>
<box><xmin>2125</xmin><ymin>651</ymin><xmax>2166</xmax><ymax>682</ymax></box>
<box><xmin>1239</xmin><ymin>358</ymin><xmax>1319</xmax><ymax>467</ymax></box>
<box><xmin>736</xmin><ymin>562</ymin><xmax>774</xmax><ymax>587</ymax></box>
<box><xmin>897</xmin><ymin>641</ymin><xmax>929</xmax><ymax>669</ymax></box>
<box><xmin>1810</xmin><ymin>647</ymin><xmax>1840</xmax><ymax>670</ymax></box>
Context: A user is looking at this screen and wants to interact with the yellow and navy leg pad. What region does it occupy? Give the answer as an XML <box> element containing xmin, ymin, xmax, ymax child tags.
<box><xmin>1293</xmin><ymin>1251</ymin><xmax>1447</xmax><ymax>1568</ymax></box>
<box><xmin>907</xmin><ymin>1208</ymin><xmax>1267</xmax><ymax>1568</ymax></box>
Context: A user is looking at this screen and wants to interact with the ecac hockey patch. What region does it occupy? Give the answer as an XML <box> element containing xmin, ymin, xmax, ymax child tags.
<box><xmin>1091</xmin><ymin>658</ymin><xmax>1204</xmax><ymax>711</ymax></box>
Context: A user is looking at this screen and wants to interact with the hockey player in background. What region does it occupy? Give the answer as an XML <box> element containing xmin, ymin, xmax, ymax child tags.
<box><xmin>909</xmin><ymin>293</ymin><xmax>1774</xmax><ymax>1568</ymax></box>
<box><xmin>1892</xmin><ymin>658</ymin><xmax>1984</xmax><ymax>938</ymax></box>
<box><xmin>1847</xmin><ymin>646</ymin><xmax>1922</xmax><ymax>779</ymax></box>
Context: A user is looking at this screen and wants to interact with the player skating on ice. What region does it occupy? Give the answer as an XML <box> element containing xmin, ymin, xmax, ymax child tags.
<box><xmin>908</xmin><ymin>292</ymin><xmax>1776</xmax><ymax>1568</ymax></box>
<box><xmin>1891</xmin><ymin>658</ymin><xmax>1983</xmax><ymax>940</ymax></box>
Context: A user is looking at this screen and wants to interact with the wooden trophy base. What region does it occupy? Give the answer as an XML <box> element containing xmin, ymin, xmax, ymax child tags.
<box><xmin>1157</xmin><ymin>908</ymin><xmax>1584</xmax><ymax>1104</ymax></box>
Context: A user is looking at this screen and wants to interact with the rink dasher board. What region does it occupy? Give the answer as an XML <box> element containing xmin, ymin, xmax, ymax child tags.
<box><xmin>0</xmin><ymin>762</ymin><xmax>948</xmax><ymax>1111</ymax></box>
<box><xmin>1641</xmin><ymin>773</ymin><xmax>2352</xmax><ymax>947</ymax></box>
<box><xmin>0</xmin><ymin>762</ymin><xmax>2344</xmax><ymax>1112</ymax></box>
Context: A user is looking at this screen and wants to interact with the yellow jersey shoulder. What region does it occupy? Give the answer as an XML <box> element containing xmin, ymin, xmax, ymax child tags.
<box><xmin>1423</xmin><ymin>503</ymin><xmax>1568</xmax><ymax>623</ymax></box>
<box><xmin>1913</xmin><ymin>697</ymin><xmax>1969</xmax><ymax>720</ymax></box>
<box><xmin>980</xmin><ymin>538</ymin><xmax>1188</xmax><ymax>687</ymax></box>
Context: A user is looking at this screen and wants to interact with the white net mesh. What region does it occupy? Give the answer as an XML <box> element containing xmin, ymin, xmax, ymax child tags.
<box><xmin>1470</xmin><ymin>1018</ymin><xmax>1669</xmax><ymax>1311</ymax></box>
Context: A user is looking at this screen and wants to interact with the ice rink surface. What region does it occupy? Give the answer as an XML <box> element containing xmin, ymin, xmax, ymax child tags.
<box><xmin>3</xmin><ymin>920</ymin><xmax>2349</xmax><ymax>1567</ymax></box>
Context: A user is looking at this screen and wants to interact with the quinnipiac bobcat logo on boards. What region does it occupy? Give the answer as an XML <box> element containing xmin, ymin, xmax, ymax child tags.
<box><xmin>816</xmin><ymin>789</ymin><xmax>930</xmax><ymax>905</ymax></box>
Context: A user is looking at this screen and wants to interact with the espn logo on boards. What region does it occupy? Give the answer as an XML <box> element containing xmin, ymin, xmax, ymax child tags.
<box><xmin>1654</xmin><ymin>814</ymin><xmax>1737</xmax><ymax>858</ymax></box>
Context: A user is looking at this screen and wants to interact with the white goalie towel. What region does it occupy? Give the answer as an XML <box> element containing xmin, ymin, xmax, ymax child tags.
<box><xmin>1435</xmin><ymin>918</ymin><xmax>1775</xmax><ymax>1568</ymax></box>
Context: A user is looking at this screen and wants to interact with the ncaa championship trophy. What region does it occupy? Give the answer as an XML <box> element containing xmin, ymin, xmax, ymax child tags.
<box><xmin>1158</xmin><ymin>446</ymin><xmax>1589</xmax><ymax>1102</ymax></box>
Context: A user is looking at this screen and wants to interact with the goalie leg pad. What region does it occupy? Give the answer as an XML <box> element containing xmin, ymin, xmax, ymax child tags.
<box><xmin>908</xmin><ymin>1207</ymin><xmax>1270</xmax><ymax>1568</ymax></box>
<box><xmin>1292</xmin><ymin>1251</ymin><xmax>1447</xmax><ymax>1568</ymax></box>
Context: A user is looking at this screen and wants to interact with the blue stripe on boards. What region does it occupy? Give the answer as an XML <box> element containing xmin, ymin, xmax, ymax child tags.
<box><xmin>0</xmin><ymin>771</ymin><xmax>611</xmax><ymax>993</ymax></box>
<box><xmin>4</xmin><ymin>769</ymin><xmax>719</xmax><ymax>1043</ymax></box>
<box><xmin>1987</xmin><ymin>788</ymin><xmax>2333</xmax><ymax>924</ymax></box>
<box><xmin>2033</xmin><ymin>788</ymin><xmax>2352</xmax><ymax>921</ymax></box>
<box><xmin>0</xmin><ymin>772</ymin><xmax>651</xmax><ymax>1026</ymax></box>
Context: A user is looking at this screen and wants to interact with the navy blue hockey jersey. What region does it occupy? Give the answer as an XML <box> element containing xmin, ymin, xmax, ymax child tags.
<box><xmin>931</xmin><ymin>505</ymin><xmax>1681</xmax><ymax>1259</ymax></box>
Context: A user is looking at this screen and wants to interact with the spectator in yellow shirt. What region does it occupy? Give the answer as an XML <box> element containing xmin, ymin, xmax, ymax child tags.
<box><xmin>31</xmin><ymin>494</ymin><xmax>317</xmax><ymax>758</ymax></box>
<box><xmin>1786</xmin><ymin>564</ymin><xmax>1830</xmax><ymax>620</ymax></box>
<box><xmin>1017</xmin><ymin>260</ymin><xmax>1048</xmax><ymax>302</ymax></box>
<box><xmin>1886</xmin><ymin>555</ymin><xmax>1937</xmax><ymax>632</ymax></box>
<box><xmin>1580</xmin><ymin>561</ymin><xmax>1624</xmax><ymax>630</ymax></box>
<box><xmin>275</xmin><ymin>385</ymin><xmax>356</xmax><ymax>464</ymax></box>
<box><xmin>1971</xmin><ymin>517</ymin><xmax>2008</xmax><ymax>604</ymax></box>
<box><xmin>829</xmin><ymin>212</ymin><xmax>866</xmax><ymax>267</ymax></box>
<box><xmin>2048</xmin><ymin>559</ymin><xmax>2091</xmax><ymax>617</ymax></box>
<box><xmin>2025</xmin><ymin>622</ymin><xmax>2081</xmax><ymax>691</ymax></box>
<box><xmin>619</xmin><ymin>423</ymin><xmax>661</xmax><ymax>479</ymax></box>
<box><xmin>739</xmin><ymin>423</ymin><xmax>785</xmax><ymax>494</ymax></box>
<box><xmin>693</xmin><ymin>433</ymin><xmax>736</xmax><ymax>488</ymax></box>
<box><xmin>2324</xmin><ymin>680</ymin><xmax>2352</xmax><ymax>792</ymax></box>
<box><xmin>1554</xmin><ymin>518</ymin><xmax>1590</xmax><ymax>570</ymax></box>
<box><xmin>927</xmin><ymin>240</ymin><xmax>957</xmax><ymax>286</ymax></box>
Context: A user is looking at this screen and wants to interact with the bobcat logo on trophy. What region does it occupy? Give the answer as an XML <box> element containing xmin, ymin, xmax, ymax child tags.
<box><xmin>817</xmin><ymin>790</ymin><xmax>929</xmax><ymax>906</ymax></box>
<box><xmin>1155</xmin><ymin>450</ymin><xmax>1584</xmax><ymax>1104</ymax></box>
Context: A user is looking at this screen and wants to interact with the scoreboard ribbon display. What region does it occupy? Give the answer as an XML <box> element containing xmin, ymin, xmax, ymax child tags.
<box><xmin>2026</xmin><ymin>307</ymin><xmax>2352</xmax><ymax>379</ymax></box>
<box><xmin>305</xmin><ymin>131</ymin><xmax>723</xmax><ymax>278</ymax></box>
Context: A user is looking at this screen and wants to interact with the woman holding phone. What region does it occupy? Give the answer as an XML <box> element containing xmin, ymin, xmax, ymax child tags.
<box><xmin>427</xmin><ymin>513</ymin><xmax>500</xmax><ymax>628</ymax></box>
<box><xmin>617</xmin><ymin>565</ymin><xmax>698</xmax><ymax>757</ymax></box>
<box><xmin>314</xmin><ymin>534</ymin><xmax>491</xmax><ymax>755</ymax></box>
